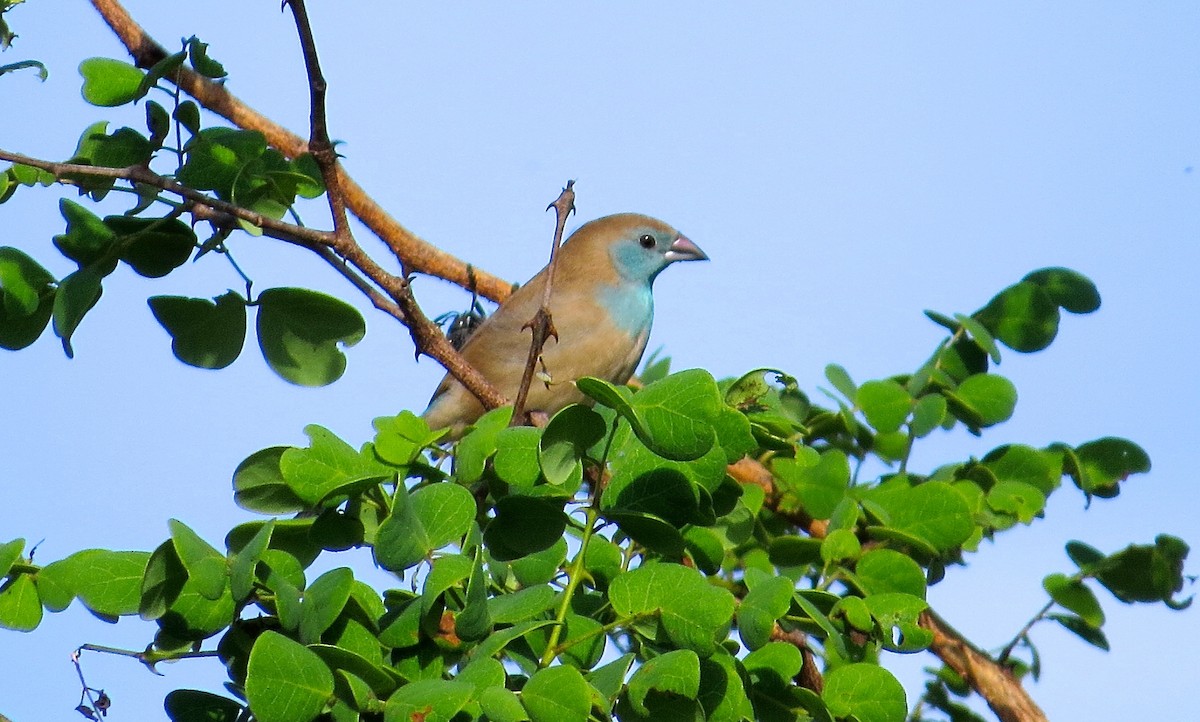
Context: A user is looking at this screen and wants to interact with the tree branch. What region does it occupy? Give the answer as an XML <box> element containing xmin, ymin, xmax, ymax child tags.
<box><xmin>0</xmin><ymin>148</ymin><xmax>507</xmax><ymax>410</ymax></box>
<box><xmin>920</xmin><ymin>609</ymin><xmax>1049</xmax><ymax>722</ymax></box>
<box><xmin>86</xmin><ymin>0</ymin><xmax>513</xmax><ymax>303</ymax></box>
<box><xmin>512</xmin><ymin>180</ymin><xmax>575</xmax><ymax>424</ymax></box>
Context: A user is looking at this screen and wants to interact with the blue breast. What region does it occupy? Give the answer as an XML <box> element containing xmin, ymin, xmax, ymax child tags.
<box><xmin>598</xmin><ymin>282</ymin><xmax>654</xmax><ymax>335</ymax></box>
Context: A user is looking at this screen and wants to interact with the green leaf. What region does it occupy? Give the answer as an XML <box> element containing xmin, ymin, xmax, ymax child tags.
<box><xmin>374</xmin><ymin>482</ymin><xmax>475</xmax><ymax>571</ymax></box>
<box><xmin>737</xmin><ymin>575</ymin><xmax>794</xmax><ymax>651</ymax></box>
<box><xmin>233</xmin><ymin>446</ymin><xmax>307</xmax><ymax>514</ymax></box>
<box><xmin>487</xmin><ymin>584</ymin><xmax>557</xmax><ymax>625</ymax></box>
<box><xmin>38</xmin><ymin>549</ymin><xmax>150</xmax><ymax>618</ymax></box>
<box><xmin>539</xmin><ymin>404</ymin><xmax>606</xmax><ymax>485</ymax></box>
<box><xmin>954</xmin><ymin>313</ymin><xmax>1002</xmax><ymax>364</ymax></box>
<box><xmin>824</xmin><ymin>363</ymin><xmax>857</xmax><ymax>401</ymax></box>
<box><xmin>0</xmin><ymin>247</ymin><xmax>55</xmax><ymax>350</ymax></box>
<box><xmin>602</xmin><ymin>510</ymin><xmax>685</xmax><ymax>557</ymax></box>
<box><xmin>0</xmin><ymin>539</ymin><xmax>23</xmax><ymax>578</ymax></box>
<box><xmin>53</xmin><ymin>198</ymin><xmax>116</xmax><ymax>272</ymax></box>
<box><xmin>1092</xmin><ymin>535</ymin><xmax>1191</xmax><ymax>607</ymax></box>
<box><xmin>627</xmin><ymin>649</ymin><xmax>700</xmax><ymax>715</ymax></box>
<box><xmin>868</xmin><ymin>480</ymin><xmax>973</xmax><ymax>553</ymax></box>
<box><xmin>508</xmin><ymin>538</ymin><xmax>568</xmax><ymax>587</ymax></box>
<box><xmin>79</xmin><ymin>57</ymin><xmax>145</xmax><ymax>106</ymax></box>
<box><xmin>280</xmin><ymin>425</ymin><xmax>389</xmax><ymax>505</ymax></box>
<box><xmin>1023</xmin><ymin>267</ymin><xmax>1101</xmax><ymax>314</ymax></box>
<box><xmin>169</xmin><ymin>519</ymin><xmax>227</xmax><ymax>600</ymax></box>
<box><xmin>245</xmin><ymin>631</ymin><xmax>334</xmax><ymax>722</ymax></box>
<box><xmin>946</xmin><ymin>374</ymin><xmax>1017</xmax><ymax>428</ymax></box>
<box><xmin>587</xmin><ymin>653</ymin><xmax>636</xmax><ymax>705</ymax></box>
<box><xmin>1072</xmin><ymin>437</ymin><xmax>1151</xmax><ymax>497</ymax></box>
<box><xmin>856</xmin><ymin>380</ymin><xmax>913</xmax><ymax>433</ymax></box>
<box><xmin>522</xmin><ymin>665</ymin><xmax>590</xmax><ymax>722</ymax></box>
<box><xmin>494</xmin><ymin>426</ymin><xmax>543</xmax><ymax>487</ymax></box>
<box><xmin>0</xmin><ymin>574</ymin><xmax>43</xmax><ymax>631</ymax></box>
<box><xmin>629</xmin><ymin>369</ymin><xmax>721</xmax><ymax>461</ymax></box>
<box><xmin>485</xmin><ymin>496</ymin><xmax>567</xmax><ymax>561</ymax></box>
<box><xmin>453</xmin><ymin>406</ymin><xmax>513</xmax><ymax>483</ymax></box>
<box><xmin>187</xmin><ymin>36</ymin><xmax>228</xmax><ymax>78</ymax></box>
<box><xmin>149</xmin><ymin>292</ymin><xmax>247</xmax><ymax>369</ymax></box>
<box><xmin>256</xmin><ymin>287</ymin><xmax>365</xmax><ymax>387</ymax></box>
<box><xmin>229</xmin><ymin>520</ymin><xmax>273</xmax><ymax>601</ymax></box>
<box><xmin>975</xmin><ymin>281</ymin><xmax>1060</xmax><ymax>353</ymax></box>
<box><xmin>373</xmin><ymin>411</ymin><xmax>441</xmax><ymax>467</ymax></box>
<box><xmin>856</xmin><ymin>549</ymin><xmax>926</xmax><ymax>598</ymax></box>
<box><xmin>1043</xmin><ymin>573</ymin><xmax>1104</xmax><ymax>628</ymax></box>
<box><xmin>820</xmin><ymin>528</ymin><xmax>862</xmax><ymax>563</ymax></box>
<box><xmin>158</xmin><ymin>574</ymin><xmax>236</xmax><ymax>641</ymax></box>
<box><xmin>52</xmin><ymin>268</ymin><xmax>103</xmax><ymax>358</ymax></box>
<box><xmin>987</xmin><ymin>481</ymin><xmax>1046</xmax><ymax>524</ymax></box>
<box><xmin>772</xmin><ymin>450</ymin><xmax>850</xmax><ymax>519</ymax></box>
<box><xmin>982</xmin><ymin>444</ymin><xmax>1062</xmax><ymax>495</ymax></box>
<box><xmin>822</xmin><ymin>663</ymin><xmax>907</xmax><ymax>722</ymax></box>
<box><xmin>909</xmin><ymin>393</ymin><xmax>947</xmax><ymax>438</ymax></box>
<box><xmin>609</xmin><ymin>562</ymin><xmax>735</xmax><ymax>655</ymax></box>
<box><xmin>479</xmin><ymin>687</ymin><xmax>529</xmax><ymax>722</ymax></box>
<box><xmin>105</xmin><ymin>215</ymin><xmax>196</xmax><ymax>278</ymax></box>
<box><xmin>164</xmin><ymin>690</ymin><xmax>245</xmax><ymax>722</ymax></box>
<box><xmin>683</xmin><ymin>525</ymin><xmax>725</xmax><ymax>574</ymax></box>
<box><xmin>863</xmin><ymin>592</ymin><xmax>932</xmax><ymax>652</ymax></box>
<box><xmin>139</xmin><ymin>541</ymin><xmax>186</xmax><ymax>620</ymax></box>
<box><xmin>1048</xmin><ymin>613</ymin><xmax>1110</xmax><ymax>651</ymax></box>
<box><xmin>300</xmin><ymin>567</ymin><xmax>354</xmax><ymax>644</ymax></box>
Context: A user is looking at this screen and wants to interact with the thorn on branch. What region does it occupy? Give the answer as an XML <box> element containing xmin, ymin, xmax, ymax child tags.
<box><xmin>512</xmin><ymin>181</ymin><xmax>576</xmax><ymax>425</ymax></box>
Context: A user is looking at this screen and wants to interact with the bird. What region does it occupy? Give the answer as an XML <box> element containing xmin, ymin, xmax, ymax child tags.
<box><xmin>422</xmin><ymin>213</ymin><xmax>708</xmax><ymax>435</ymax></box>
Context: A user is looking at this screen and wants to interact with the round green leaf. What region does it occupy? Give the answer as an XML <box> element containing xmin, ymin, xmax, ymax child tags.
<box><xmin>627</xmin><ymin>649</ymin><xmax>701</xmax><ymax>715</ymax></box>
<box><xmin>1043</xmin><ymin>573</ymin><xmax>1105</xmax><ymax>628</ymax></box>
<box><xmin>539</xmin><ymin>404</ymin><xmax>606</xmax><ymax>486</ymax></box>
<box><xmin>522</xmin><ymin>665</ymin><xmax>590</xmax><ymax>722</ymax></box>
<box><xmin>51</xmin><ymin>268</ymin><xmax>103</xmax><ymax>358</ymax></box>
<box><xmin>79</xmin><ymin>57</ymin><xmax>145</xmax><ymax>106</ymax></box>
<box><xmin>856</xmin><ymin>549</ymin><xmax>927</xmax><ymax>598</ymax></box>
<box><xmin>856</xmin><ymin>380</ymin><xmax>913</xmax><ymax>433</ymax></box>
<box><xmin>164</xmin><ymin>690</ymin><xmax>245</xmax><ymax>722</ymax></box>
<box><xmin>169</xmin><ymin>519</ymin><xmax>227</xmax><ymax>600</ymax></box>
<box><xmin>246</xmin><ymin>631</ymin><xmax>334</xmax><ymax>722</ymax></box>
<box><xmin>822</xmin><ymin>663</ymin><xmax>906</xmax><ymax>722</ymax></box>
<box><xmin>494</xmin><ymin>426</ymin><xmax>544</xmax><ymax>487</ymax></box>
<box><xmin>149</xmin><ymin>292</ymin><xmax>248</xmax><ymax>369</ymax></box>
<box><xmin>485</xmin><ymin>496</ymin><xmax>567</xmax><ymax>561</ymax></box>
<box><xmin>949</xmin><ymin>374</ymin><xmax>1017</xmax><ymax>427</ymax></box>
<box><xmin>233</xmin><ymin>446</ymin><xmax>307</xmax><ymax>514</ymax></box>
<box><xmin>0</xmin><ymin>574</ymin><xmax>43</xmax><ymax>631</ymax></box>
<box><xmin>630</xmin><ymin>369</ymin><xmax>720</xmax><ymax>461</ymax></box>
<box><xmin>256</xmin><ymin>287</ymin><xmax>365</xmax><ymax>387</ymax></box>
<box><xmin>975</xmin><ymin>281</ymin><xmax>1060</xmax><ymax>353</ymax></box>
<box><xmin>1023</xmin><ymin>267</ymin><xmax>1101</xmax><ymax>314</ymax></box>
<box><xmin>0</xmin><ymin>247</ymin><xmax>56</xmax><ymax>349</ymax></box>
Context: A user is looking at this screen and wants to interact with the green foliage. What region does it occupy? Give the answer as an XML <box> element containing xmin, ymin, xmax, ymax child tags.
<box><xmin>2</xmin><ymin>267</ymin><xmax>1190</xmax><ymax>722</ymax></box>
<box><xmin>0</xmin><ymin>40</ymin><xmax>1191</xmax><ymax>720</ymax></box>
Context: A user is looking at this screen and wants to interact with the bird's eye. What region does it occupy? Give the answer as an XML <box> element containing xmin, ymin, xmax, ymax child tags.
<box><xmin>638</xmin><ymin>234</ymin><xmax>656</xmax><ymax>249</ymax></box>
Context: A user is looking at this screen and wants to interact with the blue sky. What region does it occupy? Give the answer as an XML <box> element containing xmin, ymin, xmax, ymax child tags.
<box><xmin>2</xmin><ymin>2</ymin><xmax>1197</xmax><ymax>720</ymax></box>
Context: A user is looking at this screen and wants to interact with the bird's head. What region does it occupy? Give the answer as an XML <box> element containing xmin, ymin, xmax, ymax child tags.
<box><xmin>561</xmin><ymin>213</ymin><xmax>708</xmax><ymax>286</ymax></box>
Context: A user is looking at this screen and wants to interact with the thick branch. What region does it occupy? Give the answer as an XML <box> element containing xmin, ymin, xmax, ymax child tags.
<box><xmin>920</xmin><ymin>609</ymin><xmax>1049</xmax><ymax>722</ymax></box>
<box><xmin>512</xmin><ymin>181</ymin><xmax>575</xmax><ymax>424</ymax></box>
<box><xmin>87</xmin><ymin>0</ymin><xmax>512</xmax><ymax>303</ymax></box>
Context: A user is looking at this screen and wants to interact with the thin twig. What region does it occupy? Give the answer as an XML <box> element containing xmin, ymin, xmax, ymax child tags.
<box><xmin>511</xmin><ymin>180</ymin><xmax>575</xmax><ymax>425</ymax></box>
<box><xmin>278</xmin><ymin>0</ymin><xmax>505</xmax><ymax>411</ymax></box>
<box><xmin>997</xmin><ymin>598</ymin><xmax>1055</xmax><ymax>664</ymax></box>
<box><xmin>86</xmin><ymin>0</ymin><xmax>512</xmax><ymax>302</ymax></box>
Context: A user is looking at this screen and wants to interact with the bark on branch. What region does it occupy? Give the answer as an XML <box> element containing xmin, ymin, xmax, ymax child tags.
<box><xmin>87</xmin><ymin>0</ymin><xmax>512</xmax><ymax>303</ymax></box>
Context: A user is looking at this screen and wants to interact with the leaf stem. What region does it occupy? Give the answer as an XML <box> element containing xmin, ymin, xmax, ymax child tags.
<box><xmin>539</xmin><ymin>504</ymin><xmax>597</xmax><ymax>668</ymax></box>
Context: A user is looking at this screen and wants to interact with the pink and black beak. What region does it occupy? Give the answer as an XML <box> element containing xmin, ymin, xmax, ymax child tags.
<box><xmin>664</xmin><ymin>234</ymin><xmax>708</xmax><ymax>263</ymax></box>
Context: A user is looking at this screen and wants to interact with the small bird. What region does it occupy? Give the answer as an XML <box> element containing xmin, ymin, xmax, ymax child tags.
<box><xmin>422</xmin><ymin>213</ymin><xmax>708</xmax><ymax>434</ymax></box>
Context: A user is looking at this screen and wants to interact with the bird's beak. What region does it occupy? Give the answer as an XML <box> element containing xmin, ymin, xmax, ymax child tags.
<box><xmin>664</xmin><ymin>234</ymin><xmax>708</xmax><ymax>262</ymax></box>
